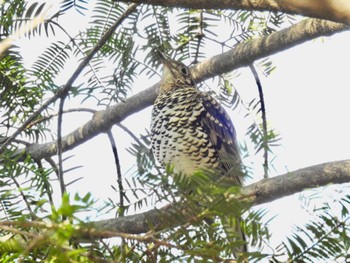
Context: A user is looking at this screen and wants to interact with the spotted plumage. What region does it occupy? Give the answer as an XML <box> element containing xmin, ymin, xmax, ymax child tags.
<box><xmin>151</xmin><ymin>52</ymin><xmax>243</xmax><ymax>185</ymax></box>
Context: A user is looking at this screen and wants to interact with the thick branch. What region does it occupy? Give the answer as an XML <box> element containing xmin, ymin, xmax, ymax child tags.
<box><xmin>123</xmin><ymin>0</ymin><xmax>350</xmax><ymax>26</ymax></box>
<box><xmin>92</xmin><ymin>160</ymin><xmax>350</xmax><ymax>235</ymax></box>
<box><xmin>24</xmin><ymin>18</ymin><xmax>347</xmax><ymax>160</ymax></box>
<box><xmin>191</xmin><ymin>19</ymin><xmax>346</xmax><ymax>82</ymax></box>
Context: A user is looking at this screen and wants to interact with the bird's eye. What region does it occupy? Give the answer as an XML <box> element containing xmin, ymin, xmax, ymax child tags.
<box><xmin>181</xmin><ymin>67</ymin><xmax>189</xmax><ymax>76</ymax></box>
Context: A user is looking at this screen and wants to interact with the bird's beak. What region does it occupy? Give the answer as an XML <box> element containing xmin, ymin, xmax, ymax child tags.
<box><xmin>156</xmin><ymin>50</ymin><xmax>173</xmax><ymax>83</ymax></box>
<box><xmin>157</xmin><ymin>50</ymin><xmax>172</xmax><ymax>71</ymax></box>
<box><xmin>156</xmin><ymin>50</ymin><xmax>167</xmax><ymax>63</ymax></box>
<box><xmin>156</xmin><ymin>50</ymin><xmax>173</xmax><ymax>69</ymax></box>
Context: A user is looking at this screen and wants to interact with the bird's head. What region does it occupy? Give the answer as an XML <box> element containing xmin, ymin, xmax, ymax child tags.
<box><xmin>157</xmin><ymin>51</ymin><xmax>195</xmax><ymax>93</ymax></box>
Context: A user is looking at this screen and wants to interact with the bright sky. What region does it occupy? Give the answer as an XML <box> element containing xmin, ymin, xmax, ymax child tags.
<box><xmin>16</xmin><ymin>2</ymin><xmax>350</xmax><ymax>259</ymax></box>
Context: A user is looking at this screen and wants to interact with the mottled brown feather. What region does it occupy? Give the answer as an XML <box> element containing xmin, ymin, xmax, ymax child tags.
<box><xmin>151</xmin><ymin>54</ymin><xmax>247</xmax><ymax>255</ymax></box>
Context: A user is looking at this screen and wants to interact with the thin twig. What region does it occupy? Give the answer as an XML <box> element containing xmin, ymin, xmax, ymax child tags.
<box><xmin>50</xmin><ymin>20</ymin><xmax>107</xmax><ymax>90</ymax></box>
<box><xmin>20</xmin><ymin>233</ymin><xmax>48</xmax><ymax>263</ymax></box>
<box><xmin>293</xmin><ymin>217</ymin><xmax>350</xmax><ymax>261</ymax></box>
<box><xmin>45</xmin><ymin>157</ymin><xmax>59</xmax><ymax>179</ymax></box>
<box><xmin>117</xmin><ymin>123</ymin><xmax>164</xmax><ymax>176</ymax></box>
<box><xmin>117</xmin><ymin>123</ymin><xmax>143</xmax><ymax>146</ymax></box>
<box><xmin>57</xmin><ymin>97</ymin><xmax>66</xmax><ymax>195</ymax></box>
<box><xmin>193</xmin><ymin>10</ymin><xmax>204</xmax><ymax>64</ymax></box>
<box><xmin>106</xmin><ymin>131</ymin><xmax>124</xmax><ymax>216</ymax></box>
<box><xmin>106</xmin><ymin>129</ymin><xmax>126</xmax><ymax>263</ymax></box>
<box><xmin>26</xmin><ymin>108</ymin><xmax>96</xmax><ymax>128</ymax></box>
<box><xmin>9</xmin><ymin>174</ymin><xmax>38</xmax><ymax>221</ymax></box>
<box><xmin>249</xmin><ymin>64</ymin><xmax>268</xmax><ymax>178</ymax></box>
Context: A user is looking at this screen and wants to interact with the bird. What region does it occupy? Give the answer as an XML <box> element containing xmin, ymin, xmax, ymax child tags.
<box><xmin>150</xmin><ymin>51</ymin><xmax>246</xmax><ymax>257</ymax></box>
<box><xmin>151</xmin><ymin>51</ymin><xmax>243</xmax><ymax>184</ymax></box>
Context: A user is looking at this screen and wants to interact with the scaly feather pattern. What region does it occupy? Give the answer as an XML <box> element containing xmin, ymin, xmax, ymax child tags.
<box><xmin>151</xmin><ymin>52</ymin><xmax>242</xmax><ymax>184</ymax></box>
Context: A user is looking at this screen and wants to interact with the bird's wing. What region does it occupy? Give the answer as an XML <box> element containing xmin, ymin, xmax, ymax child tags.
<box><xmin>198</xmin><ymin>92</ymin><xmax>242</xmax><ymax>184</ymax></box>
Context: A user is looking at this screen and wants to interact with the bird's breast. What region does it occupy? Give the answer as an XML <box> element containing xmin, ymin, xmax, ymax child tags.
<box><xmin>151</xmin><ymin>89</ymin><xmax>218</xmax><ymax>175</ymax></box>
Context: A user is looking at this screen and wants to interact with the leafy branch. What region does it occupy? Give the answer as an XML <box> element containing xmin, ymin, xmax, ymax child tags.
<box><xmin>0</xmin><ymin>3</ymin><xmax>139</xmax><ymax>152</ymax></box>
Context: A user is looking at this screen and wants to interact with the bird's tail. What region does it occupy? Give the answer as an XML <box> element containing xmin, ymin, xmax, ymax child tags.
<box><xmin>222</xmin><ymin>215</ymin><xmax>248</xmax><ymax>262</ymax></box>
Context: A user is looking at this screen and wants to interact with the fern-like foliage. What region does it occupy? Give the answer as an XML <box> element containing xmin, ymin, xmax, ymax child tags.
<box><xmin>0</xmin><ymin>53</ymin><xmax>48</xmax><ymax>142</ymax></box>
<box><xmin>0</xmin><ymin>148</ymin><xmax>50</xmax><ymax>221</ymax></box>
<box><xmin>60</xmin><ymin>0</ymin><xmax>89</xmax><ymax>15</ymax></box>
<box><xmin>270</xmin><ymin>193</ymin><xmax>350</xmax><ymax>262</ymax></box>
<box><xmin>30</xmin><ymin>41</ymin><xmax>72</xmax><ymax>90</ymax></box>
<box><xmin>0</xmin><ymin>0</ymin><xmax>26</xmax><ymax>38</ymax></box>
<box><xmin>69</xmin><ymin>0</ymin><xmax>142</xmax><ymax>105</ymax></box>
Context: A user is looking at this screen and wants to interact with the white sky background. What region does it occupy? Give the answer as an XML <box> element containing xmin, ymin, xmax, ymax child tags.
<box><xmin>15</xmin><ymin>1</ymin><xmax>350</xmax><ymax>258</ymax></box>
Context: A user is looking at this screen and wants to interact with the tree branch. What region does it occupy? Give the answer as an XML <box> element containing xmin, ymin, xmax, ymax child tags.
<box><xmin>23</xmin><ymin>18</ymin><xmax>347</xmax><ymax>161</ymax></box>
<box><xmin>191</xmin><ymin>19</ymin><xmax>346</xmax><ymax>82</ymax></box>
<box><xmin>122</xmin><ymin>0</ymin><xmax>350</xmax><ymax>26</ymax></box>
<box><xmin>92</xmin><ymin>159</ymin><xmax>350</xmax><ymax>235</ymax></box>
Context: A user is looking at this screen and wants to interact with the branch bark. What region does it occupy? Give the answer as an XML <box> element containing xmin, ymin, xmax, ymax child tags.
<box><xmin>24</xmin><ymin>18</ymin><xmax>347</xmax><ymax>161</ymax></box>
<box><xmin>123</xmin><ymin>0</ymin><xmax>350</xmax><ymax>26</ymax></box>
<box><xmin>92</xmin><ymin>159</ymin><xmax>350</xmax><ymax>235</ymax></box>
